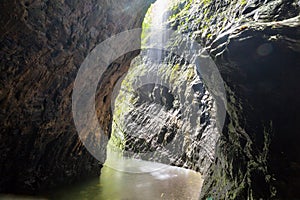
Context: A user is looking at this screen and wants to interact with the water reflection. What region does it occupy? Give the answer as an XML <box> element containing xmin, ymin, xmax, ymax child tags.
<box><xmin>100</xmin><ymin>164</ymin><xmax>203</xmax><ymax>200</ymax></box>
<box><xmin>43</xmin><ymin>160</ymin><xmax>203</xmax><ymax>200</ymax></box>
<box><xmin>1</xmin><ymin>161</ymin><xmax>202</xmax><ymax>200</ymax></box>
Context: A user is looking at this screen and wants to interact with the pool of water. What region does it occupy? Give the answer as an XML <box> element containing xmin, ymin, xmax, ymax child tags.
<box><xmin>0</xmin><ymin>153</ymin><xmax>203</xmax><ymax>200</ymax></box>
<box><xmin>47</xmin><ymin>160</ymin><xmax>203</xmax><ymax>200</ymax></box>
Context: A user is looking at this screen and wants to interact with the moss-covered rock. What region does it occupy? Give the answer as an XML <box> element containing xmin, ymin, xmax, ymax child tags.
<box><xmin>168</xmin><ymin>0</ymin><xmax>300</xmax><ymax>199</ymax></box>
<box><xmin>112</xmin><ymin>0</ymin><xmax>300</xmax><ymax>199</ymax></box>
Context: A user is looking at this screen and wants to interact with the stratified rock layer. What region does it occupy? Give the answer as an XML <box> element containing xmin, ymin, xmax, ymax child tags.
<box><xmin>112</xmin><ymin>0</ymin><xmax>300</xmax><ymax>199</ymax></box>
<box><xmin>170</xmin><ymin>0</ymin><xmax>300</xmax><ymax>199</ymax></box>
<box><xmin>0</xmin><ymin>0</ymin><xmax>153</xmax><ymax>193</ymax></box>
<box><xmin>111</xmin><ymin>51</ymin><xmax>220</xmax><ymax>175</ymax></box>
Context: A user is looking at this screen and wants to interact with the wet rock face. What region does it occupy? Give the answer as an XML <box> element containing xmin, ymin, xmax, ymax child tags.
<box><xmin>169</xmin><ymin>0</ymin><xmax>300</xmax><ymax>199</ymax></box>
<box><xmin>0</xmin><ymin>0</ymin><xmax>153</xmax><ymax>193</ymax></box>
<box><xmin>112</xmin><ymin>0</ymin><xmax>300</xmax><ymax>199</ymax></box>
<box><xmin>111</xmin><ymin>52</ymin><xmax>219</xmax><ymax>174</ymax></box>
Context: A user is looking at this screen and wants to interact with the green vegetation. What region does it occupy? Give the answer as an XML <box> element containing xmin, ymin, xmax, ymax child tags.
<box><xmin>202</xmin><ymin>0</ymin><xmax>211</xmax><ymax>6</ymax></box>
<box><xmin>240</xmin><ymin>0</ymin><xmax>247</xmax><ymax>6</ymax></box>
<box><xmin>141</xmin><ymin>4</ymin><xmax>153</xmax><ymax>47</ymax></box>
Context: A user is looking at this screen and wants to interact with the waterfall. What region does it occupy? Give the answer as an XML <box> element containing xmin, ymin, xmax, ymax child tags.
<box><xmin>106</xmin><ymin>0</ymin><xmax>173</xmax><ymax>173</ymax></box>
<box><xmin>145</xmin><ymin>0</ymin><xmax>171</xmax><ymax>62</ymax></box>
<box><xmin>108</xmin><ymin>0</ymin><xmax>226</xmax><ymax>176</ymax></box>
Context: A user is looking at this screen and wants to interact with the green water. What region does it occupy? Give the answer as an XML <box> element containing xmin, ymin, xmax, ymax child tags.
<box><xmin>48</xmin><ymin>160</ymin><xmax>203</xmax><ymax>200</ymax></box>
<box><xmin>0</xmin><ymin>160</ymin><xmax>203</xmax><ymax>200</ymax></box>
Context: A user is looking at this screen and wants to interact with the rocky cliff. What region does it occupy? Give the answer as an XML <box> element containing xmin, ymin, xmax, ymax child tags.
<box><xmin>0</xmin><ymin>0</ymin><xmax>153</xmax><ymax>193</ymax></box>
<box><xmin>175</xmin><ymin>1</ymin><xmax>300</xmax><ymax>199</ymax></box>
<box><xmin>111</xmin><ymin>0</ymin><xmax>300</xmax><ymax>199</ymax></box>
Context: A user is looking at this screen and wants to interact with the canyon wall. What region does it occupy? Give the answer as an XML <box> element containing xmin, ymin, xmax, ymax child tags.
<box><xmin>0</xmin><ymin>0</ymin><xmax>153</xmax><ymax>193</ymax></box>
<box><xmin>167</xmin><ymin>0</ymin><xmax>300</xmax><ymax>199</ymax></box>
<box><xmin>1</xmin><ymin>0</ymin><xmax>300</xmax><ymax>199</ymax></box>
<box><xmin>111</xmin><ymin>0</ymin><xmax>300</xmax><ymax>199</ymax></box>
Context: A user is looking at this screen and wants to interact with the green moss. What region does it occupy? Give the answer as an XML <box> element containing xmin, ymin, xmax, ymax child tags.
<box><xmin>173</xmin><ymin>63</ymin><xmax>180</xmax><ymax>71</ymax></box>
<box><xmin>187</xmin><ymin>67</ymin><xmax>195</xmax><ymax>81</ymax></box>
<box><xmin>110</xmin><ymin>60</ymin><xmax>147</xmax><ymax>149</ymax></box>
<box><xmin>110</xmin><ymin>125</ymin><xmax>126</xmax><ymax>150</ymax></box>
<box><xmin>202</xmin><ymin>0</ymin><xmax>211</xmax><ymax>6</ymax></box>
<box><xmin>240</xmin><ymin>0</ymin><xmax>247</xmax><ymax>6</ymax></box>
<box><xmin>141</xmin><ymin>4</ymin><xmax>153</xmax><ymax>47</ymax></box>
